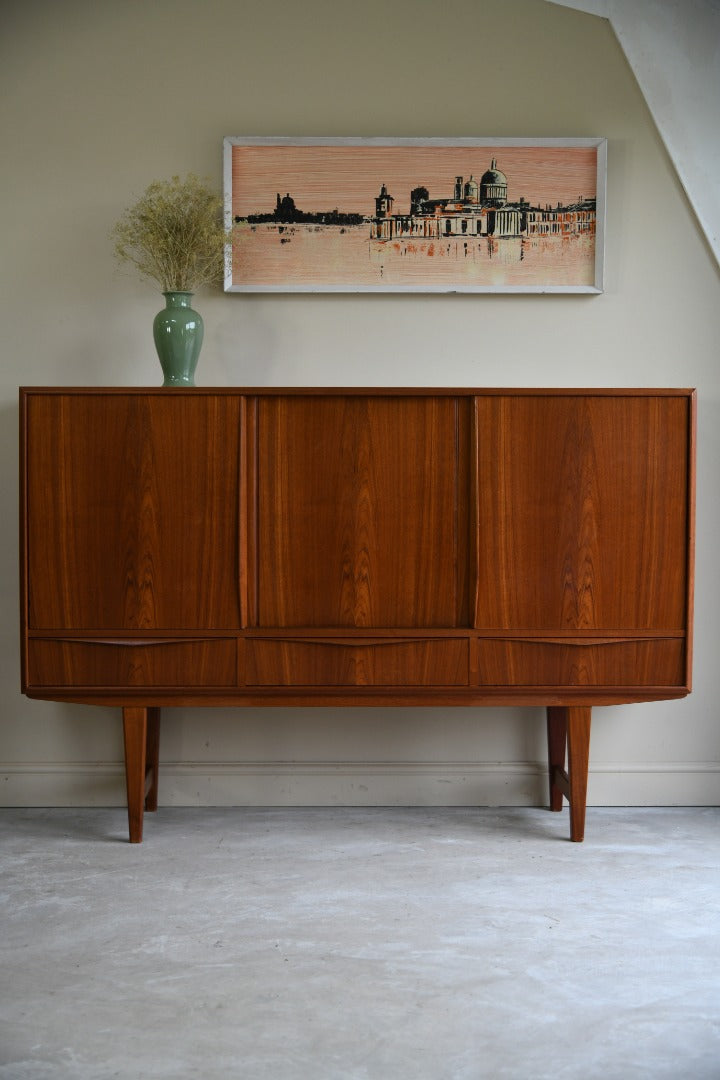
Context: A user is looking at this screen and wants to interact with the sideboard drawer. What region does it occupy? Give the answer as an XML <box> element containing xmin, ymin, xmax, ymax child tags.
<box><xmin>245</xmin><ymin>638</ymin><xmax>469</xmax><ymax>686</ymax></box>
<box><xmin>476</xmin><ymin>638</ymin><xmax>685</xmax><ymax>687</ymax></box>
<box><xmin>27</xmin><ymin>638</ymin><xmax>237</xmax><ymax>688</ymax></box>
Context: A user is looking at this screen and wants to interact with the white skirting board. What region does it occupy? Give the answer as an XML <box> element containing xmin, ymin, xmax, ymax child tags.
<box><xmin>1</xmin><ymin>761</ymin><xmax>719</xmax><ymax>807</ymax></box>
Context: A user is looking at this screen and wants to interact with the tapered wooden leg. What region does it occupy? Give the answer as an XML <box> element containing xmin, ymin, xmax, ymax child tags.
<box><xmin>145</xmin><ymin>707</ymin><xmax>161</xmax><ymax>813</ymax></box>
<box><xmin>123</xmin><ymin>707</ymin><xmax>147</xmax><ymax>843</ymax></box>
<box><xmin>547</xmin><ymin>706</ymin><xmax>567</xmax><ymax>812</ymax></box>
<box><xmin>122</xmin><ymin>706</ymin><xmax>162</xmax><ymax>842</ymax></box>
<box><xmin>546</xmin><ymin>705</ymin><xmax>592</xmax><ymax>842</ymax></box>
<box><xmin>567</xmin><ymin>707</ymin><xmax>592</xmax><ymax>843</ymax></box>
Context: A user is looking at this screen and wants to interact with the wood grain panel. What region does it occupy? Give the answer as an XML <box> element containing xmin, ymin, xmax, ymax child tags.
<box><xmin>245</xmin><ymin>638</ymin><xmax>469</xmax><ymax>686</ymax></box>
<box><xmin>256</xmin><ymin>396</ymin><xmax>469</xmax><ymax>627</ymax></box>
<box><xmin>28</xmin><ymin>638</ymin><xmax>237</xmax><ymax>687</ymax></box>
<box><xmin>26</xmin><ymin>394</ymin><xmax>243</xmax><ymax>630</ymax></box>
<box><xmin>476</xmin><ymin>638</ymin><xmax>685</xmax><ymax>687</ymax></box>
<box><xmin>475</xmin><ymin>395</ymin><xmax>690</xmax><ymax>630</ymax></box>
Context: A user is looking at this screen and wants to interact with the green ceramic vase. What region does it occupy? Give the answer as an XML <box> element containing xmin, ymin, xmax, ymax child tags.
<box><xmin>152</xmin><ymin>291</ymin><xmax>204</xmax><ymax>387</ymax></box>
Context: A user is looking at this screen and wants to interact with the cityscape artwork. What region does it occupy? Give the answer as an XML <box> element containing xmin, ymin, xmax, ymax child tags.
<box><xmin>223</xmin><ymin>137</ymin><xmax>606</xmax><ymax>293</ymax></box>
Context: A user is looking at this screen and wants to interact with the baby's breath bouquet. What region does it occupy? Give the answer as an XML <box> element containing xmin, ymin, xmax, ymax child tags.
<box><xmin>112</xmin><ymin>174</ymin><xmax>226</xmax><ymax>292</ymax></box>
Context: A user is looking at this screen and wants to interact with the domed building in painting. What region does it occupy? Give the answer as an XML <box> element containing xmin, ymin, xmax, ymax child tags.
<box><xmin>464</xmin><ymin>175</ymin><xmax>479</xmax><ymax>201</ymax></box>
<box><xmin>479</xmin><ymin>159</ymin><xmax>507</xmax><ymax>206</ymax></box>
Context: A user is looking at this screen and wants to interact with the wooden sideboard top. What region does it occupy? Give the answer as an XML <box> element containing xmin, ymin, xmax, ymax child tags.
<box><xmin>20</xmin><ymin>386</ymin><xmax>696</xmax><ymax>396</ymax></box>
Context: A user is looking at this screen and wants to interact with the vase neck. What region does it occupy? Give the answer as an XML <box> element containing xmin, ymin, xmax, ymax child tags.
<box><xmin>163</xmin><ymin>291</ymin><xmax>194</xmax><ymax>307</ymax></box>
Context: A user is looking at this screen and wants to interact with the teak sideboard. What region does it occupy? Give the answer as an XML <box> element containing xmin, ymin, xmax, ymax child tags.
<box><xmin>20</xmin><ymin>388</ymin><xmax>696</xmax><ymax>843</ymax></box>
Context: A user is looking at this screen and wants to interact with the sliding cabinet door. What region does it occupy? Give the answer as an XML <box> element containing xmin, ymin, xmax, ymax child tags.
<box><xmin>255</xmin><ymin>395</ymin><xmax>470</xmax><ymax>628</ymax></box>
<box><xmin>26</xmin><ymin>393</ymin><xmax>243</xmax><ymax>630</ymax></box>
<box><xmin>475</xmin><ymin>394</ymin><xmax>691</xmax><ymax>632</ymax></box>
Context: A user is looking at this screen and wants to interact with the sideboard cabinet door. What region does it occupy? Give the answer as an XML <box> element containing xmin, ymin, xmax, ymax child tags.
<box><xmin>475</xmin><ymin>394</ymin><xmax>691</xmax><ymax>631</ymax></box>
<box><xmin>25</xmin><ymin>394</ymin><xmax>243</xmax><ymax>630</ymax></box>
<box><xmin>255</xmin><ymin>395</ymin><xmax>470</xmax><ymax>628</ymax></box>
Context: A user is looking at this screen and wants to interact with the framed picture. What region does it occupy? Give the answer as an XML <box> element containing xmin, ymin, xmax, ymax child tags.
<box><xmin>223</xmin><ymin>137</ymin><xmax>606</xmax><ymax>294</ymax></box>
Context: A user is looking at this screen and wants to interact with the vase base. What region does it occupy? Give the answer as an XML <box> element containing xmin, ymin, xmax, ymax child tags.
<box><xmin>162</xmin><ymin>376</ymin><xmax>196</xmax><ymax>388</ymax></box>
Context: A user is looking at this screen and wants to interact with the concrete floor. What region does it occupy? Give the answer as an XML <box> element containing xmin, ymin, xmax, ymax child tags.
<box><xmin>1</xmin><ymin>806</ymin><xmax>719</xmax><ymax>1080</ymax></box>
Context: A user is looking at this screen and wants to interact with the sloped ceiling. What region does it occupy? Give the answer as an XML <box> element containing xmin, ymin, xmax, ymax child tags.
<box><xmin>546</xmin><ymin>0</ymin><xmax>720</xmax><ymax>270</ymax></box>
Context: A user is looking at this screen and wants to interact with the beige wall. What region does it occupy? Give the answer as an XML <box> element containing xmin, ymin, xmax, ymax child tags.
<box><xmin>1</xmin><ymin>0</ymin><xmax>718</xmax><ymax>808</ymax></box>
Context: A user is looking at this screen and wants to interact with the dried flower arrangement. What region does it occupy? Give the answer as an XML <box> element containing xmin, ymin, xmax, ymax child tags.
<box><xmin>112</xmin><ymin>174</ymin><xmax>226</xmax><ymax>293</ymax></box>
